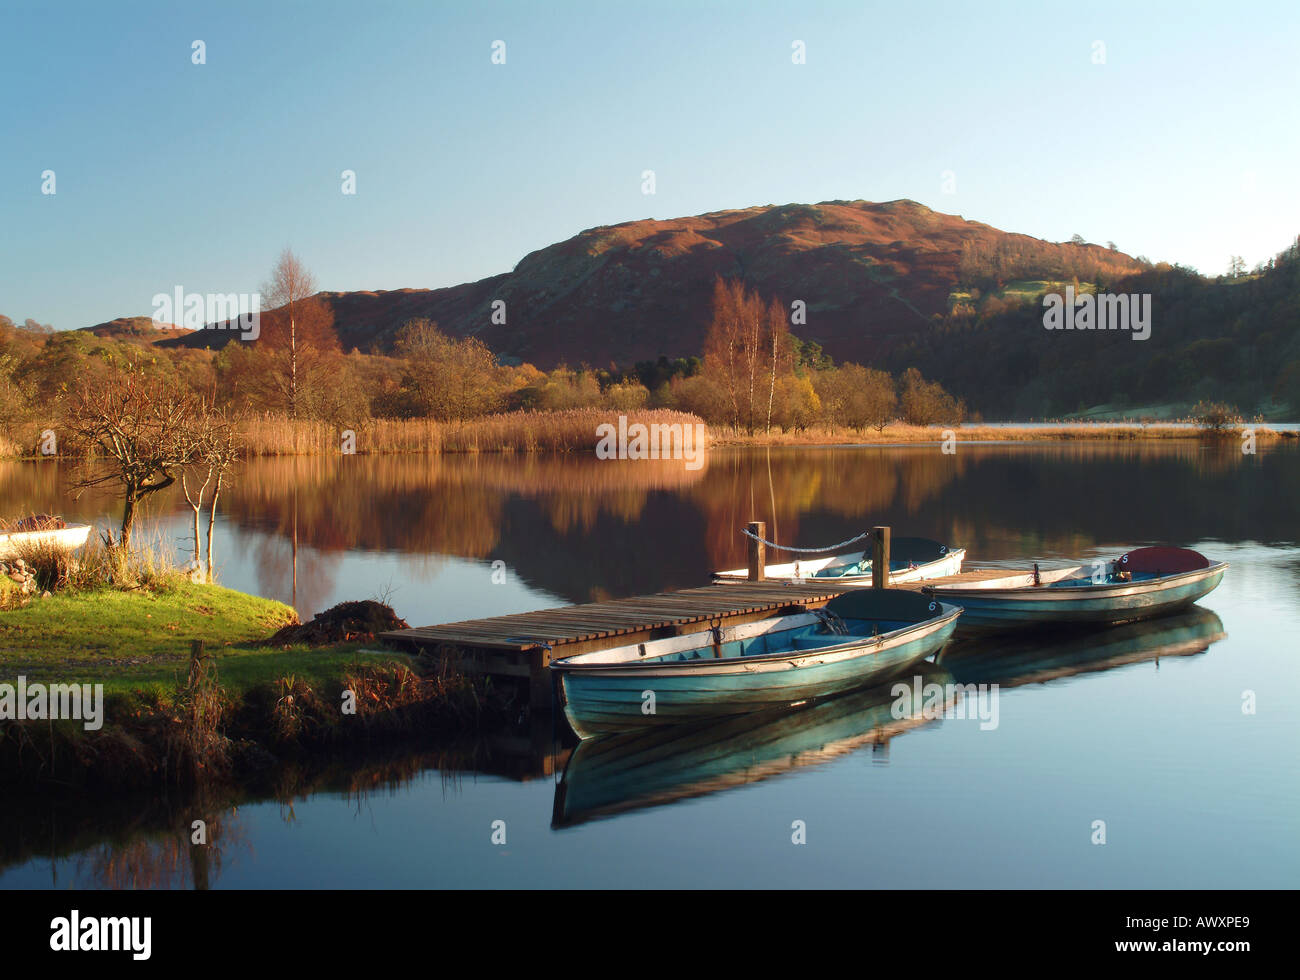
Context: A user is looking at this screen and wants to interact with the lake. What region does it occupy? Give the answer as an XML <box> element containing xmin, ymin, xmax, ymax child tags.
<box><xmin>2</xmin><ymin>441</ymin><xmax>1298</xmax><ymax>888</ymax></box>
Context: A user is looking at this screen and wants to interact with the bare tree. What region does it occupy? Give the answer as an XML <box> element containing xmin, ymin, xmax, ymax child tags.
<box><xmin>260</xmin><ymin>249</ymin><xmax>337</xmax><ymax>417</ymax></box>
<box><xmin>764</xmin><ymin>298</ymin><xmax>791</xmax><ymax>434</ymax></box>
<box><xmin>204</xmin><ymin>409</ymin><xmax>241</xmax><ymax>582</ymax></box>
<box><xmin>180</xmin><ymin>404</ymin><xmax>243</xmax><ymax>581</ymax></box>
<box><xmin>65</xmin><ymin>362</ymin><xmax>201</xmax><ymax>552</ymax></box>
<box><xmin>703</xmin><ymin>278</ymin><xmax>777</xmax><ymax>434</ymax></box>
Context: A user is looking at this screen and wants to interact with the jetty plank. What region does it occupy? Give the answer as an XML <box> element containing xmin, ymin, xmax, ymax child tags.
<box><xmin>380</xmin><ymin>574</ymin><xmax>1025</xmax><ymax>707</ymax></box>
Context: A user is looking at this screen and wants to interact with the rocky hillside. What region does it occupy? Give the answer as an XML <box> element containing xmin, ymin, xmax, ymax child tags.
<box><xmin>82</xmin><ymin>316</ymin><xmax>191</xmax><ymax>344</ymax></box>
<box><xmin>160</xmin><ymin>200</ymin><xmax>1143</xmax><ymax>367</ymax></box>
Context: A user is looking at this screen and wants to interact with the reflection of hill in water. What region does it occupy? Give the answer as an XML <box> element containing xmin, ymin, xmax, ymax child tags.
<box><xmin>2</xmin><ymin>442</ymin><xmax>1297</xmax><ymax>606</ymax></box>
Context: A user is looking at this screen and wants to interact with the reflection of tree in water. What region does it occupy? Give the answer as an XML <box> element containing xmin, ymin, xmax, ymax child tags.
<box><xmin>15</xmin><ymin>441</ymin><xmax>1300</xmax><ymax>607</ymax></box>
<box><xmin>74</xmin><ymin>807</ymin><xmax>247</xmax><ymax>890</ymax></box>
<box><xmin>251</xmin><ymin>532</ymin><xmax>339</xmax><ymax>621</ymax></box>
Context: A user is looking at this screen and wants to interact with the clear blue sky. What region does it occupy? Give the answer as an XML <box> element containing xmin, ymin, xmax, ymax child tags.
<box><xmin>3</xmin><ymin>0</ymin><xmax>1297</xmax><ymax>330</ymax></box>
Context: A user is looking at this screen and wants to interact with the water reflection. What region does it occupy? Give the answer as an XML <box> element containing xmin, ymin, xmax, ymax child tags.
<box><xmin>939</xmin><ymin>606</ymin><xmax>1227</xmax><ymax>687</ymax></box>
<box><xmin>0</xmin><ymin>604</ymin><xmax>1245</xmax><ymax>887</ymax></box>
<box><xmin>552</xmin><ymin>661</ymin><xmax>957</xmax><ymax>829</ymax></box>
<box><xmin>1</xmin><ymin>442</ymin><xmax>1296</xmax><ymax>622</ymax></box>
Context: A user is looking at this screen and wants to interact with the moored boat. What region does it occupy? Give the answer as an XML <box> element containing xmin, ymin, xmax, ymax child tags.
<box><xmin>713</xmin><ymin>536</ymin><xmax>965</xmax><ymax>586</ymax></box>
<box><xmin>553</xmin><ymin>661</ymin><xmax>956</xmax><ymax>828</ymax></box>
<box><xmin>550</xmin><ymin>588</ymin><xmax>962</xmax><ymax>738</ymax></box>
<box><xmin>923</xmin><ymin>546</ymin><xmax>1227</xmax><ymax>635</ymax></box>
<box><xmin>0</xmin><ymin>519</ymin><xmax>93</xmax><ymax>562</ymax></box>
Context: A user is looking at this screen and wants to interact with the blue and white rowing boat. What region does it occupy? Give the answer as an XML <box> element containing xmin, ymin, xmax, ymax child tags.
<box><xmin>553</xmin><ymin>661</ymin><xmax>956</xmax><ymax>827</ymax></box>
<box><xmin>551</xmin><ymin>589</ymin><xmax>962</xmax><ymax>738</ymax></box>
<box><xmin>713</xmin><ymin>536</ymin><xmax>965</xmax><ymax>586</ymax></box>
<box><xmin>923</xmin><ymin>546</ymin><xmax>1227</xmax><ymax>635</ymax></box>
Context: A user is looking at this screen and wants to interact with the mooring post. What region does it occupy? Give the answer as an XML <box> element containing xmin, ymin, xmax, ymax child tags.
<box><xmin>747</xmin><ymin>521</ymin><xmax>765</xmax><ymax>582</ymax></box>
<box><xmin>872</xmin><ymin>526</ymin><xmax>890</xmax><ymax>589</ymax></box>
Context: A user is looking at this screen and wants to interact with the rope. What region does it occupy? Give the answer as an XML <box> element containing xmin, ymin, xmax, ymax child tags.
<box><xmin>739</xmin><ymin>527</ymin><xmax>870</xmax><ymax>554</ymax></box>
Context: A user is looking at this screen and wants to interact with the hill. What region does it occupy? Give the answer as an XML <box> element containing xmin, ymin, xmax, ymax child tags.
<box><xmin>160</xmin><ymin>199</ymin><xmax>1143</xmax><ymax>367</ymax></box>
<box><xmin>81</xmin><ymin>316</ymin><xmax>191</xmax><ymax>344</ymax></box>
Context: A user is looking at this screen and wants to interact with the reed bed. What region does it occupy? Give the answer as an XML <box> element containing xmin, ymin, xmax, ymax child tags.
<box><xmin>708</xmin><ymin>422</ymin><xmax>1295</xmax><ymax>446</ymax></box>
<box><xmin>237</xmin><ymin>408</ymin><xmax>707</xmax><ymax>456</ymax></box>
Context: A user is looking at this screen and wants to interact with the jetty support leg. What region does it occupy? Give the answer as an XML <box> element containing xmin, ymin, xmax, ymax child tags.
<box><xmin>747</xmin><ymin>521</ymin><xmax>765</xmax><ymax>581</ymax></box>
<box><xmin>872</xmin><ymin>526</ymin><xmax>890</xmax><ymax>589</ymax></box>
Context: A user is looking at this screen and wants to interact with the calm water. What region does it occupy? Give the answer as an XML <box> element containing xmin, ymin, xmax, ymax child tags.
<box><xmin>1</xmin><ymin>442</ymin><xmax>1298</xmax><ymax>888</ymax></box>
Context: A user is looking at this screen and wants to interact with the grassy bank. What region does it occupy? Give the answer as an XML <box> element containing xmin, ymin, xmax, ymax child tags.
<box><xmin>0</xmin><ymin>577</ymin><xmax>510</xmax><ymax>791</ymax></box>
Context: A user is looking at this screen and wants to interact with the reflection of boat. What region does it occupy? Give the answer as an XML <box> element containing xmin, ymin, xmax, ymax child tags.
<box><xmin>939</xmin><ymin>606</ymin><xmax>1226</xmax><ymax>687</ymax></box>
<box><xmin>924</xmin><ymin>547</ymin><xmax>1227</xmax><ymax>635</ymax></box>
<box><xmin>553</xmin><ymin>662</ymin><xmax>956</xmax><ymax>828</ymax></box>
<box><xmin>713</xmin><ymin>537</ymin><xmax>965</xmax><ymax>586</ymax></box>
<box><xmin>551</xmin><ymin>589</ymin><xmax>961</xmax><ymax>738</ymax></box>
<box><xmin>0</xmin><ymin>521</ymin><xmax>92</xmax><ymax>561</ymax></box>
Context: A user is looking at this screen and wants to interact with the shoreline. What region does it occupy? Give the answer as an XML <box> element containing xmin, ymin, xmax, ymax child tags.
<box><xmin>0</xmin><ymin>580</ymin><xmax>512</xmax><ymax>792</ymax></box>
<box><xmin>2</xmin><ymin>419</ymin><xmax>1295</xmax><ymax>462</ymax></box>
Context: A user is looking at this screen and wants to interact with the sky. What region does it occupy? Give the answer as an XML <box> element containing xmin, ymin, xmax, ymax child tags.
<box><xmin>2</xmin><ymin>0</ymin><xmax>1297</xmax><ymax>330</ymax></box>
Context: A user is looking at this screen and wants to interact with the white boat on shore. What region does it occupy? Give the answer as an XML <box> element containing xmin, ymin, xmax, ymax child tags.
<box><xmin>0</xmin><ymin>522</ymin><xmax>93</xmax><ymax>562</ymax></box>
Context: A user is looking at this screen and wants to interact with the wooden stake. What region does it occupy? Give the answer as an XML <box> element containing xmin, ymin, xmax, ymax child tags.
<box><xmin>747</xmin><ymin>521</ymin><xmax>765</xmax><ymax>582</ymax></box>
<box><xmin>872</xmin><ymin>526</ymin><xmax>890</xmax><ymax>589</ymax></box>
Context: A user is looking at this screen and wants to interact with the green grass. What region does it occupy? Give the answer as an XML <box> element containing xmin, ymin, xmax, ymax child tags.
<box><xmin>949</xmin><ymin>280</ymin><xmax>1096</xmax><ymax>311</ymax></box>
<box><xmin>0</xmin><ymin>580</ymin><xmax>413</xmax><ymax>697</ymax></box>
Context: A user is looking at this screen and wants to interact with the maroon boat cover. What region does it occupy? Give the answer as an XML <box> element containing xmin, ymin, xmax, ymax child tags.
<box><xmin>1120</xmin><ymin>546</ymin><xmax>1210</xmax><ymax>575</ymax></box>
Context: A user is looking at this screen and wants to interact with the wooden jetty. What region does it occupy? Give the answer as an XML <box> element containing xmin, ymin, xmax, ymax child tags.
<box><xmin>380</xmin><ymin>523</ymin><xmax>1028</xmax><ymax>708</ymax></box>
<box><xmin>380</xmin><ymin>580</ymin><xmax>852</xmax><ymax>704</ymax></box>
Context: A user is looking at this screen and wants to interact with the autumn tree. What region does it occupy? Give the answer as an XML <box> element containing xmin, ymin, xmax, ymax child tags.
<box><xmin>813</xmin><ymin>363</ymin><xmax>897</xmax><ymax>432</ymax></box>
<box><xmin>65</xmin><ymin>361</ymin><xmax>202</xmax><ymax>553</ymax></box>
<box><xmin>394</xmin><ymin>318</ymin><xmax>504</xmax><ymax>420</ymax></box>
<box><xmin>256</xmin><ymin>249</ymin><xmax>340</xmax><ymax>417</ymax></box>
<box><xmin>702</xmin><ymin>278</ymin><xmax>793</xmax><ymax>434</ymax></box>
<box><xmin>899</xmin><ymin>367</ymin><xmax>964</xmax><ymax>425</ymax></box>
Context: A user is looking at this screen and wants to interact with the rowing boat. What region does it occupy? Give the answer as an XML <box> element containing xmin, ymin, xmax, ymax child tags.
<box><xmin>553</xmin><ymin>661</ymin><xmax>955</xmax><ymax>827</ymax></box>
<box><xmin>712</xmin><ymin>536</ymin><xmax>965</xmax><ymax>586</ymax></box>
<box><xmin>0</xmin><ymin>522</ymin><xmax>93</xmax><ymax>562</ymax></box>
<box><xmin>923</xmin><ymin>546</ymin><xmax>1227</xmax><ymax>635</ymax></box>
<box><xmin>550</xmin><ymin>588</ymin><xmax>962</xmax><ymax>738</ymax></box>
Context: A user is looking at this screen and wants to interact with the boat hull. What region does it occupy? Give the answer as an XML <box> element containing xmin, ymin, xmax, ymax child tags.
<box><xmin>929</xmin><ymin>563</ymin><xmax>1227</xmax><ymax>635</ymax></box>
<box><xmin>713</xmin><ymin>547</ymin><xmax>965</xmax><ymax>587</ymax></box>
<box><xmin>556</xmin><ymin>611</ymin><xmax>960</xmax><ymax>738</ymax></box>
<box><xmin>554</xmin><ymin>662</ymin><xmax>956</xmax><ymax>827</ymax></box>
<box><xmin>0</xmin><ymin>524</ymin><xmax>93</xmax><ymax>561</ymax></box>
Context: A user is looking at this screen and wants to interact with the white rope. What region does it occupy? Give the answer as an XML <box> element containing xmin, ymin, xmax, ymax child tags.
<box><xmin>739</xmin><ymin>527</ymin><xmax>870</xmax><ymax>554</ymax></box>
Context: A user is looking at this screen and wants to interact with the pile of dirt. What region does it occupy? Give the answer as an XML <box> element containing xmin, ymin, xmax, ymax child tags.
<box><xmin>269</xmin><ymin>600</ymin><xmax>409</xmax><ymax>646</ymax></box>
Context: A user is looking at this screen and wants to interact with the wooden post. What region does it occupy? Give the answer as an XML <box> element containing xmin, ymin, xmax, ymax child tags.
<box><xmin>747</xmin><ymin>521</ymin><xmax>765</xmax><ymax>582</ymax></box>
<box><xmin>872</xmin><ymin>526</ymin><xmax>890</xmax><ymax>589</ymax></box>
